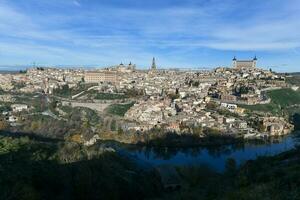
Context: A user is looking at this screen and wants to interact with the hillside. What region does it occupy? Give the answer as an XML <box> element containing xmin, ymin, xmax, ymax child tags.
<box><xmin>0</xmin><ymin>134</ymin><xmax>161</xmax><ymax>200</ymax></box>
<box><xmin>240</xmin><ymin>88</ymin><xmax>300</xmax><ymax>115</ymax></box>
<box><xmin>164</xmin><ymin>145</ymin><xmax>300</xmax><ymax>200</ymax></box>
<box><xmin>268</xmin><ymin>88</ymin><xmax>300</xmax><ymax>107</ymax></box>
<box><xmin>1</xmin><ymin>133</ymin><xmax>300</xmax><ymax>200</ymax></box>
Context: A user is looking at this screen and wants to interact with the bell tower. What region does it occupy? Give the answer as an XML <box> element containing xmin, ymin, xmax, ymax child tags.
<box><xmin>253</xmin><ymin>55</ymin><xmax>257</xmax><ymax>68</ymax></box>
<box><xmin>232</xmin><ymin>56</ymin><xmax>237</xmax><ymax>68</ymax></box>
<box><xmin>151</xmin><ymin>57</ymin><xmax>157</xmax><ymax>70</ymax></box>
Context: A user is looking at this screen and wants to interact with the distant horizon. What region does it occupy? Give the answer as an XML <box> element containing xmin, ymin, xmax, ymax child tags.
<box><xmin>0</xmin><ymin>63</ymin><xmax>299</xmax><ymax>73</ymax></box>
<box><xmin>1</xmin><ymin>0</ymin><xmax>300</xmax><ymax>72</ymax></box>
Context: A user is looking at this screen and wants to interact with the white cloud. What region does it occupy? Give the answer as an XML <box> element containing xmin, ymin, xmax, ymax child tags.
<box><xmin>0</xmin><ymin>0</ymin><xmax>300</xmax><ymax>69</ymax></box>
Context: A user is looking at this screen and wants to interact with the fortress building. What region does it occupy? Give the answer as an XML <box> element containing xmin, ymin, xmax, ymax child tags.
<box><xmin>233</xmin><ymin>56</ymin><xmax>257</xmax><ymax>69</ymax></box>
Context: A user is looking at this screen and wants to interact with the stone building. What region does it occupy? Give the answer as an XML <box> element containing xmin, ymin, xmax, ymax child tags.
<box><xmin>261</xmin><ymin>117</ymin><xmax>294</xmax><ymax>136</ymax></box>
<box><xmin>233</xmin><ymin>56</ymin><xmax>257</xmax><ymax>69</ymax></box>
<box><xmin>84</xmin><ymin>71</ymin><xmax>119</xmax><ymax>84</ymax></box>
<box><xmin>221</xmin><ymin>94</ymin><xmax>237</xmax><ymax>102</ymax></box>
<box><xmin>151</xmin><ymin>57</ymin><xmax>157</xmax><ymax>70</ymax></box>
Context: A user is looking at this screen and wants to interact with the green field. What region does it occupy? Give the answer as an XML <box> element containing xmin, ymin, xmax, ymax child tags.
<box><xmin>94</xmin><ymin>93</ymin><xmax>127</xmax><ymax>100</ymax></box>
<box><xmin>240</xmin><ymin>88</ymin><xmax>300</xmax><ymax>114</ymax></box>
<box><xmin>268</xmin><ymin>88</ymin><xmax>300</xmax><ymax>107</ymax></box>
<box><xmin>240</xmin><ymin>103</ymin><xmax>279</xmax><ymax>114</ymax></box>
<box><xmin>107</xmin><ymin>102</ymin><xmax>135</xmax><ymax>116</ymax></box>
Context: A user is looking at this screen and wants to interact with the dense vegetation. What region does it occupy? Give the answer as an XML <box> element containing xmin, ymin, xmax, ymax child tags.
<box><xmin>94</xmin><ymin>92</ymin><xmax>127</xmax><ymax>100</ymax></box>
<box><xmin>1</xmin><ymin>133</ymin><xmax>300</xmax><ymax>200</ymax></box>
<box><xmin>2</xmin><ymin>82</ymin><xmax>300</xmax><ymax>199</ymax></box>
<box><xmin>163</xmin><ymin>146</ymin><xmax>300</xmax><ymax>199</ymax></box>
<box><xmin>293</xmin><ymin>113</ymin><xmax>300</xmax><ymax>130</ymax></box>
<box><xmin>53</xmin><ymin>83</ymin><xmax>97</xmax><ymax>98</ymax></box>
<box><xmin>107</xmin><ymin>102</ymin><xmax>135</xmax><ymax>116</ymax></box>
<box><xmin>0</xmin><ymin>134</ymin><xmax>161</xmax><ymax>200</ymax></box>
<box><xmin>7</xmin><ymin>106</ymin><xmax>102</xmax><ymax>141</ymax></box>
<box><xmin>140</xmin><ymin>131</ymin><xmax>243</xmax><ymax>147</ymax></box>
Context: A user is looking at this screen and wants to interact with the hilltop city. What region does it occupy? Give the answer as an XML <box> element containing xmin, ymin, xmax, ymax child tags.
<box><xmin>0</xmin><ymin>57</ymin><xmax>297</xmax><ymax>146</ymax></box>
<box><xmin>2</xmin><ymin>1</ymin><xmax>300</xmax><ymax>199</ymax></box>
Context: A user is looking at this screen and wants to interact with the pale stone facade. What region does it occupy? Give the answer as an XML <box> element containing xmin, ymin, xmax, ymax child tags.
<box><xmin>84</xmin><ymin>71</ymin><xmax>119</xmax><ymax>84</ymax></box>
<box><xmin>233</xmin><ymin>56</ymin><xmax>257</xmax><ymax>69</ymax></box>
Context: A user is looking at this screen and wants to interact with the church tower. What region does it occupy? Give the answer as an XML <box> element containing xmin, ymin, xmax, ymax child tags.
<box><xmin>232</xmin><ymin>56</ymin><xmax>237</xmax><ymax>68</ymax></box>
<box><xmin>253</xmin><ymin>55</ymin><xmax>257</xmax><ymax>68</ymax></box>
<box><xmin>151</xmin><ymin>57</ymin><xmax>157</xmax><ymax>70</ymax></box>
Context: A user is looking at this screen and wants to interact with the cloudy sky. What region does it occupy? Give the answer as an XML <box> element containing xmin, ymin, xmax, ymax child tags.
<box><xmin>0</xmin><ymin>0</ymin><xmax>300</xmax><ymax>71</ymax></box>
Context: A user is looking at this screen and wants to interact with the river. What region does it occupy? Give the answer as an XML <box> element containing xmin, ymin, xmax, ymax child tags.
<box><xmin>124</xmin><ymin>133</ymin><xmax>299</xmax><ymax>172</ymax></box>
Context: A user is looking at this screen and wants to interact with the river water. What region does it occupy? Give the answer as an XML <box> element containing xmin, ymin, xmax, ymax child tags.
<box><xmin>125</xmin><ymin>133</ymin><xmax>299</xmax><ymax>172</ymax></box>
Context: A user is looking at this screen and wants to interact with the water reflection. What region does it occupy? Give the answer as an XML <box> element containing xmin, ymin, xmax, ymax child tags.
<box><xmin>127</xmin><ymin>132</ymin><xmax>299</xmax><ymax>172</ymax></box>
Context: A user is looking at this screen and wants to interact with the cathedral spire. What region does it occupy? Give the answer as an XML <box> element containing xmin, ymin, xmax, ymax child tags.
<box><xmin>151</xmin><ymin>57</ymin><xmax>156</xmax><ymax>70</ymax></box>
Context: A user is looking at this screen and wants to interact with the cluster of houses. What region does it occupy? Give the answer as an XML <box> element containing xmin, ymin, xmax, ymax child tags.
<box><xmin>261</xmin><ymin>117</ymin><xmax>294</xmax><ymax>136</ymax></box>
<box><xmin>1</xmin><ymin>104</ymin><xmax>29</xmax><ymax>126</ymax></box>
<box><xmin>0</xmin><ymin>57</ymin><xmax>295</xmax><ymax>138</ymax></box>
<box><xmin>121</xmin><ymin>57</ymin><xmax>294</xmax><ymax>137</ymax></box>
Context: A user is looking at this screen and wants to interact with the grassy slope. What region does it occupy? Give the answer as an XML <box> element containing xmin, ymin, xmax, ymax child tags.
<box><xmin>240</xmin><ymin>88</ymin><xmax>300</xmax><ymax>114</ymax></box>
<box><xmin>107</xmin><ymin>102</ymin><xmax>135</xmax><ymax>116</ymax></box>
<box><xmin>93</xmin><ymin>93</ymin><xmax>127</xmax><ymax>100</ymax></box>
<box><xmin>268</xmin><ymin>88</ymin><xmax>300</xmax><ymax>107</ymax></box>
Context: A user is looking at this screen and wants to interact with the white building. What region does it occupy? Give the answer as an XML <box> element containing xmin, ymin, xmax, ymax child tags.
<box><xmin>220</xmin><ymin>103</ymin><xmax>237</xmax><ymax>112</ymax></box>
<box><xmin>11</xmin><ymin>104</ymin><xmax>29</xmax><ymax>112</ymax></box>
<box><xmin>233</xmin><ymin>56</ymin><xmax>257</xmax><ymax>69</ymax></box>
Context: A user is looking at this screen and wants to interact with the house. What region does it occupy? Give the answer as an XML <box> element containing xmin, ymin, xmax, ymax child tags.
<box><xmin>220</xmin><ymin>103</ymin><xmax>237</xmax><ymax>112</ymax></box>
<box><xmin>11</xmin><ymin>104</ymin><xmax>29</xmax><ymax>112</ymax></box>
<box><xmin>235</xmin><ymin>121</ymin><xmax>247</xmax><ymax>129</ymax></box>
<box><xmin>7</xmin><ymin>115</ymin><xmax>18</xmax><ymax>122</ymax></box>
<box><xmin>224</xmin><ymin>117</ymin><xmax>235</xmax><ymax>124</ymax></box>
<box><xmin>166</xmin><ymin>122</ymin><xmax>180</xmax><ymax>132</ymax></box>
<box><xmin>236</xmin><ymin>107</ymin><xmax>246</xmax><ymax>115</ymax></box>
<box><xmin>221</xmin><ymin>94</ymin><xmax>237</xmax><ymax>102</ymax></box>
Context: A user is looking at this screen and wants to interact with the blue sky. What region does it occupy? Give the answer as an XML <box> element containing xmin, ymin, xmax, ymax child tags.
<box><xmin>0</xmin><ymin>0</ymin><xmax>300</xmax><ymax>71</ymax></box>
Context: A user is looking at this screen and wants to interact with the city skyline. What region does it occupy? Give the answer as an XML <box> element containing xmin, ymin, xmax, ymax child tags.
<box><xmin>1</xmin><ymin>0</ymin><xmax>300</xmax><ymax>72</ymax></box>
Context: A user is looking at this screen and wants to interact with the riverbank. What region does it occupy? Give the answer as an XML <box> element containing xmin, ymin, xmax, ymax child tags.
<box><xmin>94</xmin><ymin>132</ymin><xmax>245</xmax><ymax>149</ymax></box>
<box><xmin>96</xmin><ymin>130</ymin><xmax>297</xmax><ymax>149</ymax></box>
<box><xmin>1</xmin><ymin>130</ymin><xmax>299</xmax><ymax>199</ymax></box>
<box><xmin>161</xmin><ymin>145</ymin><xmax>300</xmax><ymax>199</ymax></box>
<box><xmin>0</xmin><ymin>134</ymin><xmax>162</xmax><ymax>200</ymax></box>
